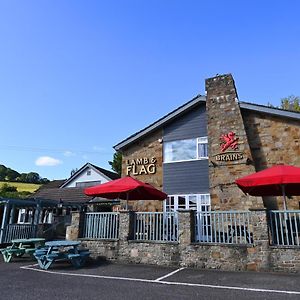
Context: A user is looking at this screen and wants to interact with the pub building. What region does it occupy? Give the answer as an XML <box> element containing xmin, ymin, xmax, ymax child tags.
<box><xmin>114</xmin><ymin>74</ymin><xmax>300</xmax><ymax>213</ymax></box>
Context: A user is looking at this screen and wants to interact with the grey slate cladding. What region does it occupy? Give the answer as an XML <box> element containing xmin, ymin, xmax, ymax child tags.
<box><xmin>163</xmin><ymin>103</ymin><xmax>209</xmax><ymax>195</ymax></box>
<box><xmin>163</xmin><ymin>160</ymin><xmax>209</xmax><ymax>194</ymax></box>
<box><xmin>163</xmin><ymin>104</ymin><xmax>207</xmax><ymax>141</ymax></box>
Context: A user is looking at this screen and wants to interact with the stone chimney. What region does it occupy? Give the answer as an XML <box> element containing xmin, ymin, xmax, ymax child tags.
<box><xmin>205</xmin><ymin>74</ymin><xmax>263</xmax><ymax>210</ymax></box>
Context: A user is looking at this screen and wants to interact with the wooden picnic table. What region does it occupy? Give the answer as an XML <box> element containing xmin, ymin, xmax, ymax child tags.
<box><xmin>34</xmin><ymin>240</ymin><xmax>90</xmax><ymax>270</ymax></box>
<box><xmin>0</xmin><ymin>238</ymin><xmax>45</xmax><ymax>263</ymax></box>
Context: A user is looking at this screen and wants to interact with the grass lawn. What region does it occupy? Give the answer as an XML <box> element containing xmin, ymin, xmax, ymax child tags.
<box><xmin>0</xmin><ymin>181</ymin><xmax>41</xmax><ymax>192</ymax></box>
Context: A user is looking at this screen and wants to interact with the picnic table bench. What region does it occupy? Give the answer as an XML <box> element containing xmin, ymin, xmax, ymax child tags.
<box><xmin>0</xmin><ymin>238</ymin><xmax>45</xmax><ymax>263</ymax></box>
<box><xmin>34</xmin><ymin>240</ymin><xmax>90</xmax><ymax>270</ymax></box>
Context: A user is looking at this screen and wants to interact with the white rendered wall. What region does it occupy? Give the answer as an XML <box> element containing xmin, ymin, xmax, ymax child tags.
<box><xmin>64</xmin><ymin>168</ymin><xmax>110</xmax><ymax>188</ymax></box>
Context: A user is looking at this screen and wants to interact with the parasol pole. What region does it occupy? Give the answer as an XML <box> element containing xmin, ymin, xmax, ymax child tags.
<box><xmin>126</xmin><ymin>192</ymin><xmax>129</xmax><ymax>210</ymax></box>
<box><xmin>281</xmin><ymin>185</ymin><xmax>288</xmax><ymax>210</ymax></box>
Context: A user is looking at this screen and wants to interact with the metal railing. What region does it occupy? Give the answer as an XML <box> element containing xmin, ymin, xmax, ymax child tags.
<box><xmin>133</xmin><ymin>212</ymin><xmax>178</xmax><ymax>242</ymax></box>
<box><xmin>194</xmin><ymin>211</ymin><xmax>253</xmax><ymax>245</ymax></box>
<box><xmin>82</xmin><ymin>212</ymin><xmax>119</xmax><ymax>240</ymax></box>
<box><xmin>3</xmin><ymin>224</ymin><xmax>37</xmax><ymax>243</ymax></box>
<box><xmin>268</xmin><ymin>210</ymin><xmax>300</xmax><ymax>246</ymax></box>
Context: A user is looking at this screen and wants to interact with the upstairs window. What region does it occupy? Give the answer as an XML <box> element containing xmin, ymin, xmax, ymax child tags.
<box><xmin>197</xmin><ymin>137</ymin><xmax>208</xmax><ymax>159</ymax></box>
<box><xmin>164</xmin><ymin>137</ymin><xmax>208</xmax><ymax>163</ymax></box>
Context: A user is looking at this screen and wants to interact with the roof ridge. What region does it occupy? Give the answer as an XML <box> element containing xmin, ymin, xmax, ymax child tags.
<box><xmin>114</xmin><ymin>94</ymin><xmax>205</xmax><ymax>150</ymax></box>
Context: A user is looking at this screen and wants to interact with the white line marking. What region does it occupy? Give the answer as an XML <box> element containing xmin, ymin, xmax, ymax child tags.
<box><xmin>20</xmin><ymin>265</ymin><xmax>300</xmax><ymax>296</ymax></box>
<box><xmin>154</xmin><ymin>267</ymin><xmax>185</xmax><ymax>281</ymax></box>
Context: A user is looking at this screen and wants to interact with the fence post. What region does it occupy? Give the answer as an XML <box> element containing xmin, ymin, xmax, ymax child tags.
<box><xmin>250</xmin><ymin>209</ymin><xmax>269</xmax><ymax>241</ymax></box>
<box><xmin>178</xmin><ymin>209</ymin><xmax>194</xmax><ymax>245</ymax></box>
<box><xmin>246</xmin><ymin>209</ymin><xmax>270</xmax><ymax>271</ymax></box>
<box><xmin>119</xmin><ymin>210</ymin><xmax>134</xmax><ymax>242</ymax></box>
<box><xmin>66</xmin><ymin>211</ymin><xmax>84</xmax><ymax>240</ymax></box>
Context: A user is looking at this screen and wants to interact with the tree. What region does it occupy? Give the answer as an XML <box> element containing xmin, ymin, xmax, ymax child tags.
<box><xmin>5</xmin><ymin>168</ymin><xmax>20</xmax><ymax>181</ymax></box>
<box><xmin>39</xmin><ymin>177</ymin><xmax>50</xmax><ymax>184</ymax></box>
<box><xmin>109</xmin><ymin>151</ymin><xmax>122</xmax><ymax>176</ymax></box>
<box><xmin>70</xmin><ymin>168</ymin><xmax>78</xmax><ymax>177</ymax></box>
<box><xmin>280</xmin><ymin>95</ymin><xmax>300</xmax><ymax>112</ymax></box>
<box><xmin>25</xmin><ymin>172</ymin><xmax>40</xmax><ymax>183</ymax></box>
<box><xmin>0</xmin><ymin>164</ymin><xmax>7</xmax><ymax>181</ymax></box>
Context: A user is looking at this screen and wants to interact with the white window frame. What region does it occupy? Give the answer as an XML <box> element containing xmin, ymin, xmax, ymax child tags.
<box><xmin>163</xmin><ymin>136</ymin><xmax>208</xmax><ymax>163</ymax></box>
<box><xmin>197</xmin><ymin>137</ymin><xmax>208</xmax><ymax>159</ymax></box>
<box><xmin>17</xmin><ymin>208</ymin><xmax>33</xmax><ymax>224</ymax></box>
<box><xmin>164</xmin><ymin>194</ymin><xmax>211</xmax><ymax>212</ymax></box>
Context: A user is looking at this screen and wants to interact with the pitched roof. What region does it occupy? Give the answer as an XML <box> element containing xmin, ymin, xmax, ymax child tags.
<box><xmin>60</xmin><ymin>163</ymin><xmax>119</xmax><ymax>188</ymax></box>
<box><xmin>33</xmin><ymin>187</ymin><xmax>92</xmax><ymax>204</ymax></box>
<box><xmin>40</xmin><ymin>179</ymin><xmax>66</xmax><ymax>189</ymax></box>
<box><xmin>89</xmin><ymin>163</ymin><xmax>120</xmax><ymax>180</ymax></box>
<box><xmin>114</xmin><ymin>94</ymin><xmax>205</xmax><ymax>151</ymax></box>
<box><xmin>239</xmin><ymin>101</ymin><xmax>300</xmax><ymax>120</ymax></box>
<box><xmin>114</xmin><ymin>96</ymin><xmax>300</xmax><ymax>151</ymax></box>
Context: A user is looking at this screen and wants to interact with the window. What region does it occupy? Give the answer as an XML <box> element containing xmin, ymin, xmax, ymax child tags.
<box><xmin>17</xmin><ymin>209</ymin><xmax>33</xmax><ymax>224</ymax></box>
<box><xmin>165</xmin><ymin>194</ymin><xmax>211</xmax><ymax>242</ymax></box>
<box><xmin>197</xmin><ymin>137</ymin><xmax>208</xmax><ymax>159</ymax></box>
<box><xmin>164</xmin><ymin>137</ymin><xmax>208</xmax><ymax>163</ymax></box>
<box><xmin>164</xmin><ymin>194</ymin><xmax>211</xmax><ymax>212</ymax></box>
<box><xmin>76</xmin><ymin>180</ymin><xmax>101</xmax><ymax>188</ymax></box>
<box><xmin>87</xmin><ymin>170</ymin><xmax>91</xmax><ymax>176</ymax></box>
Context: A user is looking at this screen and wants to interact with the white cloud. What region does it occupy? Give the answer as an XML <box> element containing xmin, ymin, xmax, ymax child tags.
<box><xmin>63</xmin><ymin>150</ymin><xmax>75</xmax><ymax>157</ymax></box>
<box><xmin>35</xmin><ymin>156</ymin><xmax>62</xmax><ymax>167</ymax></box>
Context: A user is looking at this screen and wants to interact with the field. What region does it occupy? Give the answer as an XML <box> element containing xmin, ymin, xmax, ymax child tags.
<box><xmin>0</xmin><ymin>181</ymin><xmax>41</xmax><ymax>192</ymax></box>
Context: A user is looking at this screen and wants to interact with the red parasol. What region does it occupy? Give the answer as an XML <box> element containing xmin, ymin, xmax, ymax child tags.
<box><xmin>235</xmin><ymin>165</ymin><xmax>300</xmax><ymax>210</ymax></box>
<box><xmin>84</xmin><ymin>176</ymin><xmax>167</xmax><ymax>208</ymax></box>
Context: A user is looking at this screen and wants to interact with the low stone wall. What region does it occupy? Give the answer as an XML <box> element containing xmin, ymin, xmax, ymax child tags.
<box><xmin>81</xmin><ymin>239</ymin><xmax>119</xmax><ymax>261</ymax></box>
<box><xmin>68</xmin><ymin>210</ymin><xmax>300</xmax><ymax>273</ymax></box>
<box><xmin>269</xmin><ymin>247</ymin><xmax>300</xmax><ymax>273</ymax></box>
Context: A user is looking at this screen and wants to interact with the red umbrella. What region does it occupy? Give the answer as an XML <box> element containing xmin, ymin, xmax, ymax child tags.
<box><xmin>235</xmin><ymin>165</ymin><xmax>300</xmax><ymax>210</ymax></box>
<box><xmin>84</xmin><ymin>176</ymin><xmax>167</xmax><ymax>208</ymax></box>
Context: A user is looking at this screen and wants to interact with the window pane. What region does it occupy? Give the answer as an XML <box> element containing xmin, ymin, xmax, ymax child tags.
<box><xmin>188</xmin><ymin>195</ymin><xmax>197</xmax><ymax>210</ymax></box>
<box><xmin>178</xmin><ymin>196</ymin><xmax>186</xmax><ymax>209</ymax></box>
<box><xmin>164</xmin><ymin>139</ymin><xmax>196</xmax><ymax>162</ymax></box>
<box><xmin>198</xmin><ymin>143</ymin><xmax>208</xmax><ymax>158</ymax></box>
<box><xmin>197</xmin><ymin>137</ymin><xmax>208</xmax><ymax>159</ymax></box>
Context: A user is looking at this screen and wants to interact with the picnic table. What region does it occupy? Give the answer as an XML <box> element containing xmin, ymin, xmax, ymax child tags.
<box><xmin>34</xmin><ymin>240</ymin><xmax>90</xmax><ymax>270</ymax></box>
<box><xmin>0</xmin><ymin>238</ymin><xmax>45</xmax><ymax>263</ymax></box>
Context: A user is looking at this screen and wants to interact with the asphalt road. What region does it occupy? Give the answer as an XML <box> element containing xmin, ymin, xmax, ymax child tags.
<box><xmin>1</xmin><ymin>257</ymin><xmax>300</xmax><ymax>300</ymax></box>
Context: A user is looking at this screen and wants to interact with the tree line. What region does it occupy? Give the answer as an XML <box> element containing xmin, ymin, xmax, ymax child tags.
<box><xmin>0</xmin><ymin>164</ymin><xmax>49</xmax><ymax>184</ymax></box>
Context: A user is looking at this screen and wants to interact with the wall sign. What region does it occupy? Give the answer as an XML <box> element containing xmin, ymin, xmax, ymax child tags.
<box><xmin>126</xmin><ymin>157</ymin><xmax>157</xmax><ymax>176</ymax></box>
<box><xmin>215</xmin><ymin>131</ymin><xmax>243</xmax><ymax>162</ymax></box>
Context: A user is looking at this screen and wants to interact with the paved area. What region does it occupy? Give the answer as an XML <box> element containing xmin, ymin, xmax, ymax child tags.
<box><xmin>1</xmin><ymin>257</ymin><xmax>300</xmax><ymax>299</ymax></box>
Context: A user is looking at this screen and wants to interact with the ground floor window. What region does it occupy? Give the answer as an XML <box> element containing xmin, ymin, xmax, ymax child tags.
<box><xmin>164</xmin><ymin>194</ymin><xmax>211</xmax><ymax>212</ymax></box>
<box><xmin>17</xmin><ymin>208</ymin><xmax>34</xmax><ymax>224</ymax></box>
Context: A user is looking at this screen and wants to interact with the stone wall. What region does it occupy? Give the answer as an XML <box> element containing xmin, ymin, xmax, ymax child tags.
<box><xmin>206</xmin><ymin>74</ymin><xmax>264</xmax><ymax>210</ymax></box>
<box><xmin>243</xmin><ymin>110</ymin><xmax>300</xmax><ymax>210</ymax></box>
<box><xmin>69</xmin><ymin>210</ymin><xmax>300</xmax><ymax>273</ymax></box>
<box><xmin>121</xmin><ymin>129</ymin><xmax>163</xmax><ymax>212</ymax></box>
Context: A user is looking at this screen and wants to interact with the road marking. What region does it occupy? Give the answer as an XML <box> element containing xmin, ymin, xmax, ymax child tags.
<box><xmin>154</xmin><ymin>267</ymin><xmax>185</xmax><ymax>281</ymax></box>
<box><xmin>20</xmin><ymin>264</ymin><xmax>300</xmax><ymax>296</ymax></box>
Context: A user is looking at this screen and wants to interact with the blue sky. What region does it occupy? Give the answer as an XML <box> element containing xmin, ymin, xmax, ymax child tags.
<box><xmin>1</xmin><ymin>0</ymin><xmax>300</xmax><ymax>180</ymax></box>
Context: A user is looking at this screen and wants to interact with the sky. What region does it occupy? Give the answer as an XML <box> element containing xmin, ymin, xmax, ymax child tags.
<box><xmin>1</xmin><ymin>0</ymin><xmax>300</xmax><ymax>180</ymax></box>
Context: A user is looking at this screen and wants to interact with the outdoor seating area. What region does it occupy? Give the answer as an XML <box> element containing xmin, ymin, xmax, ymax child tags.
<box><xmin>0</xmin><ymin>238</ymin><xmax>45</xmax><ymax>263</ymax></box>
<box><xmin>0</xmin><ymin>238</ymin><xmax>90</xmax><ymax>270</ymax></box>
<box><xmin>34</xmin><ymin>240</ymin><xmax>90</xmax><ymax>270</ymax></box>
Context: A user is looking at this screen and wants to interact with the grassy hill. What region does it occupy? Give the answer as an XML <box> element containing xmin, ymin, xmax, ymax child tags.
<box><xmin>0</xmin><ymin>181</ymin><xmax>41</xmax><ymax>193</ymax></box>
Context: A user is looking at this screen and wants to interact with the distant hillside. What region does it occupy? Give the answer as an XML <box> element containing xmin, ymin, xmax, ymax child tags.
<box><xmin>0</xmin><ymin>164</ymin><xmax>49</xmax><ymax>184</ymax></box>
<box><xmin>0</xmin><ymin>181</ymin><xmax>41</xmax><ymax>193</ymax></box>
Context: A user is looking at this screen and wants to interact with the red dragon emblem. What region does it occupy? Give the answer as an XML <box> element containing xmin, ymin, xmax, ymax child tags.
<box><xmin>220</xmin><ymin>131</ymin><xmax>239</xmax><ymax>152</ymax></box>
